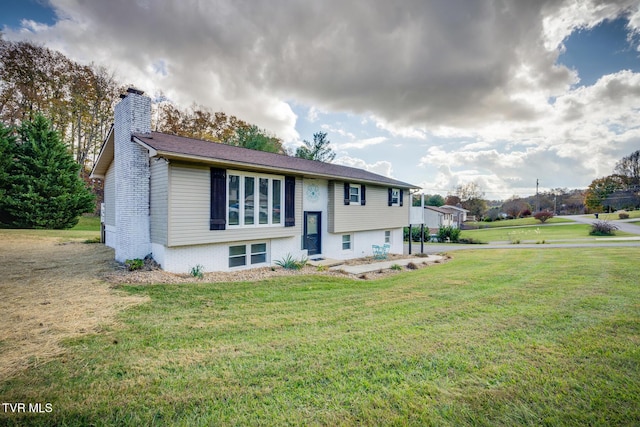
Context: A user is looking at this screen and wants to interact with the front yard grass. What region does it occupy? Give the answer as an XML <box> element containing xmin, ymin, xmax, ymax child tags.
<box><xmin>461</xmin><ymin>223</ymin><xmax>637</xmax><ymax>243</ymax></box>
<box><xmin>0</xmin><ymin>215</ymin><xmax>100</xmax><ymax>241</ymax></box>
<box><xmin>590</xmin><ymin>210</ymin><xmax>640</xmax><ymax>220</ymax></box>
<box><xmin>465</xmin><ymin>216</ymin><xmax>573</xmax><ymax>228</ymax></box>
<box><xmin>1</xmin><ymin>247</ymin><xmax>639</xmax><ymax>426</ymax></box>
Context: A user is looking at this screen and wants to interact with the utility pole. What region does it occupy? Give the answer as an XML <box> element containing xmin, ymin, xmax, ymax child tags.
<box><xmin>536</xmin><ymin>179</ymin><xmax>539</xmax><ymax>212</ymax></box>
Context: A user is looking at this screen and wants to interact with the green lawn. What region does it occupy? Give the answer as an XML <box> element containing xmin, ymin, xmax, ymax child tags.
<box><xmin>0</xmin><ymin>215</ymin><xmax>100</xmax><ymax>241</ymax></box>
<box><xmin>461</xmin><ymin>223</ymin><xmax>637</xmax><ymax>243</ymax></box>
<box><xmin>465</xmin><ymin>216</ymin><xmax>574</xmax><ymax>229</ymax></box>
<box><xmin>588</xmin><ymin>210</ymin><xmax>640</xmax><ymax>220</ymax></box>
<box><xmin>1</xmin><ymin>248</ymin><xmax>639</xmax><ymax>426</ymax></box>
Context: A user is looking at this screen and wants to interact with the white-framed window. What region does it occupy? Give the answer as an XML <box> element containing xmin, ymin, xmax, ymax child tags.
<box><xmin>391</xmin><ymin>188</ymin><xmax>400</xmax><ymax>206</ymax></box>
<box><xmin>349</xmin><ymin>185</ymin><xmax>360</xmax><ymax>204</ymax></box>
<box><xmin>384</xmin><ymin>230</ymin><xmax>391</xmax><ymax>244</ymax></box>
<box><xmin>229</xmin><ymin>242</ymin><xmax>268</xmax><ymax>268</ymax></box>
<box><xmin>342</xmin><ymin>234</ymin><xmax>352</xmax><ymax>250</ymax></box>
<box><xmin>228</xmin><ymin>171</ymin><xmax>284</xmax><ymax>228</ymax></box>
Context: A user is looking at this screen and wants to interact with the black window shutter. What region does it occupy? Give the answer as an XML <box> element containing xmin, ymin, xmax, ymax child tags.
<box><xmin>285</xmin><ymin>176</ymin><xmax>295</xmax><ymax>227</ymax></box>
<box><xmin>400</xmin><ymin>189</ymin><xmax>404</xmax><ymax>206</ymax></box>
<box><xmin>210</xmin><ymin>167</ymin><xmax>226</xmax><ymax>230</ymax></box>
<box><xmin>388</xmin><ymin>188</ymin><xmax>393</xmax><ymax>206</ymax></box>
<box><xmin>360</xmin><ymin>185</ymin><xmax>366</xmax><ymax>205</ymax></box>
<box><xmin>344</xmin><ymin>182</ymin><xmax>350</xmax><ymax>205</ymax></box>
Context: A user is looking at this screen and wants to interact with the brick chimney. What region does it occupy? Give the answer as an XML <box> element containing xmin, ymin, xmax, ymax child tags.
<box><xmin>114</xmin><ymin>88</ymin><xmax>152</xmax><ymax>262</ymax></box>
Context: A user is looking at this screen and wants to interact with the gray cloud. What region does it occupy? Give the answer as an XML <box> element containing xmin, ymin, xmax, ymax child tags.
<box><xmin>6</xmin><ymin>0</ymin><xmax>588</xmax><ymax>133</ymax></box>
<box><xmin>4</xmin><ymin>0</ymin><xmax>640</xmax><ymax>198</ymax></box>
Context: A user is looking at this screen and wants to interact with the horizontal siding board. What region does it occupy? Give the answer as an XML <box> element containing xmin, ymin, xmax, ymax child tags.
<box><xmin>329</xmin><ymin>181</ymin><xmax>408</xmax><ymax>233</ymax></box>
<box><xmin>168</xmin><ymin>165</ymin><xmax>302</xmax><ymax>247</ymax></box>
<box><xmin>150</xmin><ymin>160</ymin><xmax>168</xmax><ymax>245</ymax></box>
<box><xmin>104</xmin><ymin>163</ymin><xmax>116</xmax><ymax>227</ymax></box>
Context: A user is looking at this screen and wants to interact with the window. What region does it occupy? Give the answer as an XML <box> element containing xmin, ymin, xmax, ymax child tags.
<box><xmin>251</xmin><ymin>243</ymin><xmax>267</xmax><ymax>264</ymax></box>
<box><xmin>227</xmin><ymin>172</ymin><xmax>284</xmax><ymax>227</ymax></box>
<box><xmin>229</xmin><ymin>242</ymin><xmax>268</xmax><ymax>268</ymax></box>
<box><xmin>344</xmin><ymin>183</ymin><xmax>365</xmax><ymax>205</ymax></box>
<box><xmin>259</xmin><ymin>178</ymin><xmax>269</xmax><ymax>224</ymax></box>
<box><xmin>349</xmin><ymin>185</ymin><xmax>360</xmax><ymax>203</ymax></box>
<box><xmin>384</xmin><ymin>230</ymin><xmax>391</xmax><ymax>244</ymax></box>
<box><xmin>244</xmin><ymin>177</ymin><xmax>254</xmax><ymax>225</ymax></box>
<box><xmin>391</xmin><ymin>189</ymin><xmax>400</xmax><ymax>206</ymax></box>
<box><xmin>342</xmin><ymin>234</ymin><xmax>352</xmax><ymax>250</ymax></box>
<box><xmin>228</xmin><ymin>175</ymin><xmax>240</xmax><ymax>226</ymax></box>
<box><xmin>229</xmin><ymin>245</ymin><xmax>247</xmax><ymax>268</ymax></box>
<box><xmin>272</xmin><ymin>180</ymin><xmax>281</xmax><ymax>224</ymax></box>
<box><xmin>388</xmin><ymin>188</ymin><xmax>403</xmax><ymax>206</ymax></box>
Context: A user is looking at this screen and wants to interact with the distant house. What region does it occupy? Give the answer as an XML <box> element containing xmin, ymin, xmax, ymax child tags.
<box><xmin>423</xmin><ymin>206</ymin><xmax>454</xmax><ymax>231</ymax></box>
<box><xmin>91</xmin><ymin>89</ymin><xmax>419</xmax><ymax>272</ymax></box>
<box><xmin>439</xmin><ymin>205</ymin><xmax>469</xmax><ymax>228</ymax></box>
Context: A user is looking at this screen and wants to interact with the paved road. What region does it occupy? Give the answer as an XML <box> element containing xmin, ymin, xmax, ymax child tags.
<box><xmin>404</xmin><ymin>214</ymin><xmax>640</xmax><ymax>255</ymax></box>
<box><xmin>557</xmin><ymin>214</ymin><xmax>640</xmax><ymax>235</ymax></box>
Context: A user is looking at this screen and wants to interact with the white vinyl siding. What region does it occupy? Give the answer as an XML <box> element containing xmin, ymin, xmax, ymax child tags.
<box><xmin>150</xmin><ymin>159</ymin><xmax>168</xmax><ymax>245</ymax></box>
<box><xmin>104</xmin><ymin>162</ymin><xmax>116</xmax><ymax>227</ymax></box>
<box><xmin>328</xmin><ymin>181</ymin><xmax>409</xmax><ymax>233</ymax></box>
<box><xmin>168</xmin><ymin>164</ymin><xmax>301</xmax><ymax>247</ymax></box>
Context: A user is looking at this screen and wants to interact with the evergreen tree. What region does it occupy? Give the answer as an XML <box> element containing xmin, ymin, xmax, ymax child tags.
<box><xmin>0</xmin><ymin>114</ymin><xmax>95</xmax><ymax>229</ymax></box>
<box><xmin>0</xmin><ymin>122</ymin><xmax>17</xmax><ymax>224</ymax></box>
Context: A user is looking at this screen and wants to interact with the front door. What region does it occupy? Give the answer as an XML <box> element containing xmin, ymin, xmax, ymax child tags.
<box><xmin>303</xmin><ymin>211</ymin><xmax>322</xmax><ymax>256</ymax></box>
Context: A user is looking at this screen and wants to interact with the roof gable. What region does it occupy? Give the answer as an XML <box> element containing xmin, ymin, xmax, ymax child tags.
<box><xmin>90</xmin><ymin>126</ymin><xmax>114</xmax><ymax>178</ymax></box>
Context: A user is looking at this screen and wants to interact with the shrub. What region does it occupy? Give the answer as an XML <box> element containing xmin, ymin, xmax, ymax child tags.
<box><xmin>275</xmin><ymin>254</ymin><xmax>307</xmax><ymax>270</ymax></box>
<box><xmin>190</xmin><ymin>264</ymin><xmax>204</xmax><ymax>279</ymax></box>
<box><xmin>390</xmin><ymin>264</ymin><xmax>403</xmax><ymax>271</ymax></box>
<box><xmin>406</xmin><ymin>262</ymin><xmax>418</xmax><ymax>270</ymax></box>
<box><xmin>437</xmin><ymin>226</ymin><xmax>461</xmax><ymax>243</ymax></box>
<box><xmin>618</xmin><ymin>211</ymin><xmax>630</xmax><ymax>219</ymax></box>
<box><xmin>534</xmin><ymin>211</ymin><xmax>554</xmax><ymax>223</ymax></box>
<box><xmin>589</xmin><ymin>220</ymin><xmax>618</xmax><ymax>236</ymax></box>
<box><xmin>520</xmin><ymin>209</ymin><xmax>532</xmax><ymax>217</ymax></box>
<box><xmin>458</xmin><ymin>237</ymin><xmax>485</xmax><ymax>244</ymax></box>
<box><xmin>125</xmin><ymin>258</ymin><xmax>144</xmax><ymax>271</ymax></box>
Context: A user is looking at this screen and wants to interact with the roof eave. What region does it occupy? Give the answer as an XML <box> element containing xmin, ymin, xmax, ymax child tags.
<box><xmin>90</xmin><ymin>126</ymin><xmax>114</xmax><ymax>179</ymax></box>
<box><xmin>153</xmin><ymin>150</ymin><xmax>418</xmax><ymax>189</ymax></box>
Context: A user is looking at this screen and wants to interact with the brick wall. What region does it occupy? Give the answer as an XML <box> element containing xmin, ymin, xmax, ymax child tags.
<box><xmin>114</xmin><ymin>91</ymin><xmax>152</xmax><ymax>262</ymax></box>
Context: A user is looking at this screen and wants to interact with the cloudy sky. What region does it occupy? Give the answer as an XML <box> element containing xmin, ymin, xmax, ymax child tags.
<box><xmin>2</xmin><ymin>0</ymin><xmax>640</xmax><ymax>199</ymax></box>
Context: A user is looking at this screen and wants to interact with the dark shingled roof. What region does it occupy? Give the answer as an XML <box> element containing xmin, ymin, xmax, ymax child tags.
<box><xmin>133</xmin><ymin>131</ymin><xmax>418</xmax><ymax>188</ymax></box>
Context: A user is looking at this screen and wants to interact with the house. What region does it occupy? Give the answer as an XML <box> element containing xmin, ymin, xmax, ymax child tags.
<box><xmin>90</xmin><ymin>88</ymin><xmax>419</xmax><ymax>273</ymax></box>
<box><xmin>423</xmin><ymin>206</ymin><xmax>454</xmax><ymax>231</ymax></box>
<box><xmin>439</xmin><ymin>205</ymin><xmax>469</xmax><ymax>228</ymax></box>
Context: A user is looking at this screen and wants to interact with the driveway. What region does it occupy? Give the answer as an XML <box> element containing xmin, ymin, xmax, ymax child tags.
<box><xmin>557</xmin><ymin>214</ymin><xmax>640</xmax><ymax>235</ymax></box>
<box><xmin>404</xmin><ymin>214</ymin><xmax>640</xmax><ymax>255</ymax></box>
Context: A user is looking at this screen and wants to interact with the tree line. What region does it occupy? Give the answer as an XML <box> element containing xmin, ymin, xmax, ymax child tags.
<box><xmin>584</xmin><ymin>150</ymin><xmax>640</xmax><ymax>212</ymax></box>
<box><xmin>0</xmin><ymin>37</ymin><xmax>336</xmax><ymax>168</ymax></box>
<box><xmin>416</xmin><ymin>184</ymin><xmax>594</xmax><ymax>222</ymax></box>
<box><xmin>0</xmin><ymin>37</ymin><xmax>336</xmax><ymax>228</ymax></box>
<box><xmin>414</xmin><ymin>148</ymin><xmax>640</xmax><ymax>222</ymax></box>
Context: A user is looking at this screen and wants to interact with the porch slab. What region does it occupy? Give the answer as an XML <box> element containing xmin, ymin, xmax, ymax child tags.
<box><xmin>307</xmin><ymin>258</ymin><xmax>345</xmax><ymax>268</ymax></box>
<box><xmin>330</xmin><ymin>255</ymin><xmax>445</xmax><ymax>275</ymax></box>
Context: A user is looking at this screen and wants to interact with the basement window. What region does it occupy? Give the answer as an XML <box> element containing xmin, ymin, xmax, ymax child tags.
<box><xmin>229</xmin><ymin>243</ymin><xmax>268</xmax><ymax>268</ymax></box>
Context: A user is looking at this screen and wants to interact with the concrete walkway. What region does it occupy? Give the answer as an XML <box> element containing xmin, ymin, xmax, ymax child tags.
<box><xmin>329</xmin><ymin>255</ymin><xmax>445</xmax><ymax>275</ymax></box>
